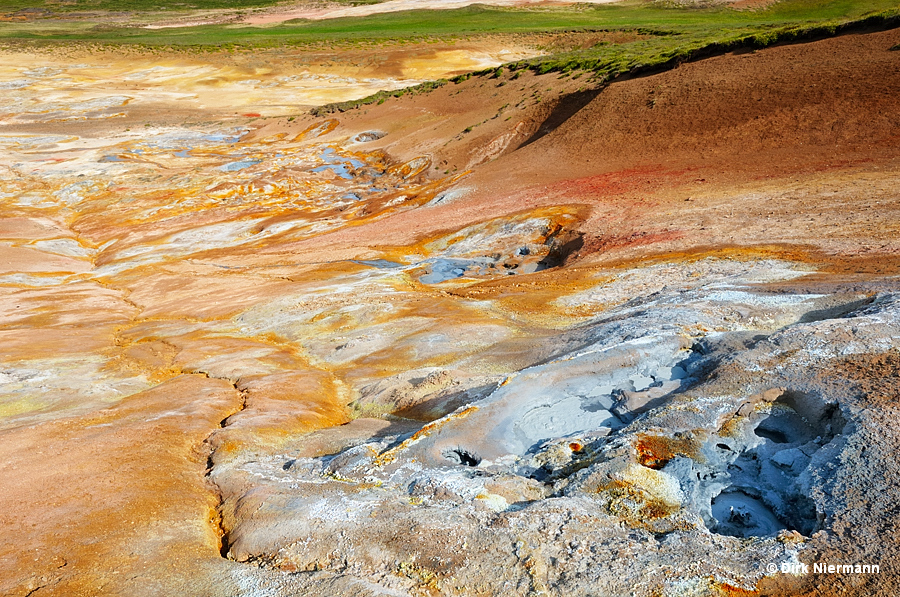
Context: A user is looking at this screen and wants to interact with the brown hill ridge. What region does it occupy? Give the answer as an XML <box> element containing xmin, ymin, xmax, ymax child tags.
<box><xmin>259</xmin><ymin>27</ymin><xmax>900</xmax><ymax>274</ymax></box>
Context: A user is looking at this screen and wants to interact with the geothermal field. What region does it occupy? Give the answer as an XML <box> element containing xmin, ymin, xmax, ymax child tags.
<box><xmin>0</xmin><ymin>1</ymin><xmax>899</xmax><ymax>596</ymax></box>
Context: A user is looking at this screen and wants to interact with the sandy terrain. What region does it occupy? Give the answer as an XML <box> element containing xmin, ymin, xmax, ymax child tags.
<box><xmin>242</xmin><ymin>0</ymin><xmax>622</xmax><ymax>26</ymax></box>
<box><xmin>0</xmin><ymin>41</ymin><xmax>538</xmax><ymax>122</ymax></box>
<box><xmin>0</xmin><ymin>25</ymin><xmax>898</xmax><ymax>597</ymax></box>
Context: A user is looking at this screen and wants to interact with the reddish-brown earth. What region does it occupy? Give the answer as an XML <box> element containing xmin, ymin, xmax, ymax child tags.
<box><xmin>288</xmin><ymin>28</ymin><xmax>900</xmax><ymax>272</ymax></box>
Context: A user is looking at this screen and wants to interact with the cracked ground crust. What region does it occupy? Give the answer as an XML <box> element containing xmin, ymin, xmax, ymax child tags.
<box><xmin>0</xmin><ymin>375</ymin><xmax>245</xmax><ymax>596</ymax></box>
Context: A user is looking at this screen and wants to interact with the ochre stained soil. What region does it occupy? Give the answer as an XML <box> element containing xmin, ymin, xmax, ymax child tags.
<box><xmin>0</xmin><ymin>375</ymin><xmax>245</xmax><ymax>595</ymax></box>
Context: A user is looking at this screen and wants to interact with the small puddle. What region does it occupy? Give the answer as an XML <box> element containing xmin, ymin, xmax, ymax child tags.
<box><xmin>311</xmin><ymin>148</ymin><xmax>366</xmax><ymax>179</ymax></box>
<box><xmin>417</xmin><ymin>258</ymin><xmax>509</xmax><ymax>284</ymax></box>
<box><xmin>311</xmin><ymin>164</ymin><xmax>353</xmax><ymax>179</ymax></box>
<box><xmin>352</xmin><ymin>259</ymin><xmax>405</xmax><ymax>270</ymax></box>
<box><xmin>203</xmin><ymin>132</ymin><xmax>245</xmax><ymax>144</ymax></box>
<box><xmin>219</xmin><ymin>158</ymin><xmax>262</xmax><ymax>172</ymax></box>
<box><xmin>419</xmin><ymin>258</ymin><xmax>479</xmax><ymax>284</ymax></box>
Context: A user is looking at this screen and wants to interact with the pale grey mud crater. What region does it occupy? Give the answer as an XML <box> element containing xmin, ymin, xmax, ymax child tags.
<box><xmin>210</xmin><ymin>263</ymin><xmax>900</xmax><ymax>596</ymax></box>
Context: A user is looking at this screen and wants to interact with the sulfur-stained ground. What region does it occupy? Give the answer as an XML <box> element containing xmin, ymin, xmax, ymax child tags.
<box><xmin>0</xmin><ymin>26</ymin><xmax>899</xmax><ymax>597</ymax></box>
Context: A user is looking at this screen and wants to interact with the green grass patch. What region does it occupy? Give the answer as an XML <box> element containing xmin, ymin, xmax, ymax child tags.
<box><xmin>311</xmin><ymin>78</ymin><xmax>449</xmax><ymax>115</ymax></box>
<box><xmin>1</xmin><ymin>0</ymin><xmax>898</xmax><ymax>113</ymax></box>
<box><xmin>0</xmin><ymin>0</ymin><xmax>279</xmax><ymax>12</ymax></box>
<box><xmin>300</xmin><ymin>0</ymin><xmax>900</xmax><ymax>114</ymax></box>
<box><xmin>1</xmin><ymin>0</ymin><xmax>897</xmax><ymax>46</ymax></box>
<box><xmin>507</xmin><ymin>5</ymin><xmax>900</xmax><ymax>81</ymax></box>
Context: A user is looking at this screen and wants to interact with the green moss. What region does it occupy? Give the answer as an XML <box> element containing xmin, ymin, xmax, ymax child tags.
<box><xmin>312</xmin><ymin>78</ymin><xmax>448</xmax><ymax>115</ymax></box>
<box><xmin>510</xmin><ymin>6</ymin><xmax>900</xmax><ymax>78</ymax></box>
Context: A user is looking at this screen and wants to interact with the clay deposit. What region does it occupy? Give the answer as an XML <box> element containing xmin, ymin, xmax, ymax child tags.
<box><xmin>0</xmin><ymin>26</ymin><xmax>899</xmax><ymax>597</ymax></box>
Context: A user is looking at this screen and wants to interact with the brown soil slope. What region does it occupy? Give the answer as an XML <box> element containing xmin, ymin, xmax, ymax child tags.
<box><xmin>277</xmin><ymin>28</ymin><xmax>900</xmax><ymax>273</ymax></box>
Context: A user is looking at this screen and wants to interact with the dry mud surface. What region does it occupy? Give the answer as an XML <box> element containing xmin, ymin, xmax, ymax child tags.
<box><xmin>1</xmin><ymin>29</ymin><xmax>899</xmax><ymax>597</ymax></box>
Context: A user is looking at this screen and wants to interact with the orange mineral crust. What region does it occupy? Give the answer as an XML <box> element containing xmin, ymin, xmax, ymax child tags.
<box><xmin>0</xmin><ymin>375</ymin><xmax>244</xmax><ymax>596</ymax></box>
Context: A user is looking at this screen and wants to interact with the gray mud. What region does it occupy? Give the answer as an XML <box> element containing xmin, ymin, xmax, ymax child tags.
<box><xmin>210</xmin><ymin>263</ymin><xmax>900</xmax><ymax>596</ymax></box>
